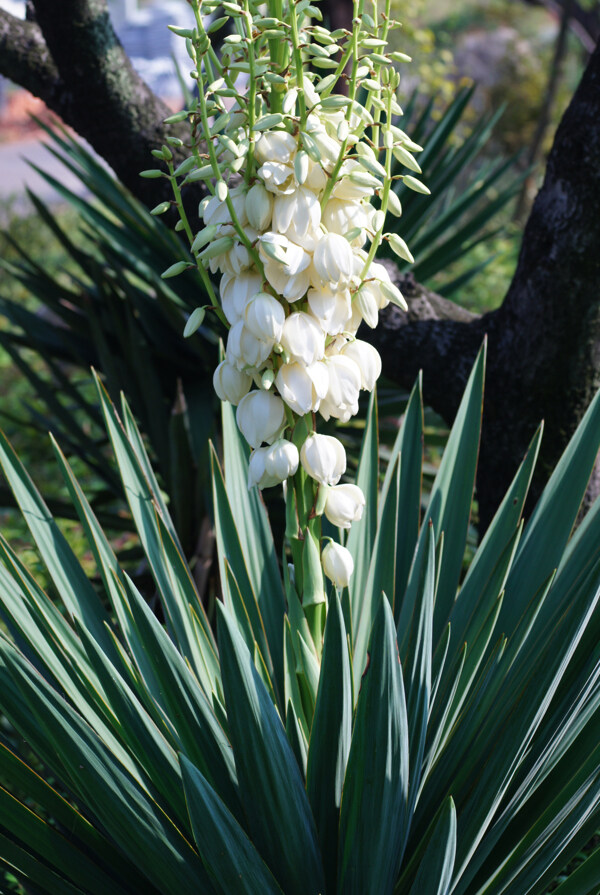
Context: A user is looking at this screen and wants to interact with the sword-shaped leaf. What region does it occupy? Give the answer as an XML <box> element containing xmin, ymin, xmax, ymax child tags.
<box><xmin>217</xmin><ymin>604</ymin><xmax>325</xmax><ymax>895</ymax></box>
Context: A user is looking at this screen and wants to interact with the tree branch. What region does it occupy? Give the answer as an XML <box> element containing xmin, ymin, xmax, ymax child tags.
<box><xmin>1</xmin><ymin>1</ymin><xmax>188</xmax><ymax>208</ymax></box>
<box><xmin>0</xmin><ymin>10</ymin><xmax>65</xmax><ymax>106</ymax></box>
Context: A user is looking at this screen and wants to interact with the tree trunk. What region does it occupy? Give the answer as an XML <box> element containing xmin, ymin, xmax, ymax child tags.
<box><xmin>369</xmin><ymin>40</ymin><xmax>600</xmax><ymax>529</ymax></box>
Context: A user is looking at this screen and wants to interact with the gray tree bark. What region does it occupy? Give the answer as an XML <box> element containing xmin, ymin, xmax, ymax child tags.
<box><xmin>0</xmin><ymin>2</ymin><xmax>599</xmax><ymax>529</ymax></box>
<box><xmin>0</xmin><ymin>1</ymin><xmax>187</xmax><ymax>208</ymax></box>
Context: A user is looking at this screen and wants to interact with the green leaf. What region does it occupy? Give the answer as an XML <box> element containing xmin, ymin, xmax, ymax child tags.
<box><xmin>427</xmin><ymin>343</ymin><xmax>485</xmax><ymax>643</ymax></box>
<box><xmin>118</xmin><ymin>574</ymin><xmax>242</xmax><ymax>820</ymax></box>
<box><xmin>95</xmin><ymin>376</ymin><xmax>218</xmax><ymax>690</ymax></box>
<box><xmin>390</xmin><ymin>375</ymin><xmax>424</xmax><ymax>613</ymax></box>
<box><xmin>0</xmin><ymin>429</ymin><xmax>118</xmax><ymax>663</ymax></box>
<box><xmin>403</xmin><ymin>522</ymin><xmax>436</xmax><ymax>817</ymax></box>
<box><xmin>306</xmin><ymin>594</ymin><xmax>352</xmax><ymax>894</ymax></box>
<box><xmin>211</xmin><ymin>445</ymin><xmax>277</xmax><ymax>692</ymax></box>
<box><xmin>0</xmin><ymin>640</ymin><xmax>212</xmax><ymax>895</ymax></box>
<box><xmin>548</xmin><ymin>843</ymin><xmax>600</xmax><ymax>895</ymax></box>
<box><xmin>500</xmin><ymin>386</ymin><xmax>600</xmax><ymax>638</ymax></box>
<box><xmin>346</xmin><ymin>389</ymin><xmax>379</xmax><ymax>646</ymax></box>
<box><xmin>222</xmin><ymin>400</ymin><xmax>285</xmax><ymax>700</ymax></box>
<box><xmin>352</xmin><ymin>457</ymin><xmax>400</xmax><ymax>693</ymax></box>
<box><xmin>180</xmin><ymin>755</ymin><xmax>284</xmax><ymax>895</ymax></box>
<box><xmin>338</xmin><ymin>598</ymin><xmax>410</xmax><ymax>895</ymax></box>
<box><xmin>0</xmin><ymin>785</ymin><xmax>133</xmax><ymax>895</ymax></box>
<box><xmin>217</xmin><ymin>604</ymin><xmax>325</xmax><ymax>895</ymax></box>
<box><xmin>408</xmin><ymin>797</ymin><xmax>456</xmax><ymax>895</ymax></box>
<box><xmin>0</xmin><ymin>830</ymin><xmax>88</xmax><ymax>895</ymax></box>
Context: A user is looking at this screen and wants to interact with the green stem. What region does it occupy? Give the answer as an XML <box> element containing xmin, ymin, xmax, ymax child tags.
<box><xmin>359</xmin><ymin>86</ymin><xmax>394</xmax><ymax>279</ymax></box>
<box><xmin>243</xmin><ymin>0</ymin><xmax>257</xmax><ymax>184</ymax></box>
<box><xmin>290</xmin><ymin>0</ymin><xmax>307</xmax><ymax>127</ymax></box>
<box><xmin>167</xmin><ymin>161</ymin><xmax>228</xmax><ymax>328</ymax></box>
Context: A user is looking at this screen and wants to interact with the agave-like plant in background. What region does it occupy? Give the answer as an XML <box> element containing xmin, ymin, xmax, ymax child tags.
<box><xmin>1</xmin><ymin>348</ymin><xmax>600</xmax><ymax>893</ymax></box>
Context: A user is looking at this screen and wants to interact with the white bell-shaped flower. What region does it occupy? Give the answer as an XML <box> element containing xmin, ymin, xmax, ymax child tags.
<box><xmin>226</xmin><ymin>321</ymin><xmax>273</xmax><ymax>371</ymax></box>
<box><xmin>245</xmin><ymin>182</ymin><xmax>273</xmax><ymax>230</ymax></box>
<box><xmin>276</xmin><ymin>361</ymin><xmax>328</xmax><ymax>416</ymax></box>
<box><xmin>273</xmin><ymin>187</ymin><xmax>321</xmax><ymax>240</ymax></box>
<box><xmin>340</xmin><ymin>340</ymin><xmax>382</xmax><ymax>391</ymax></box>
<box><xmin>332</xmin><ymin>160</ymin><xmax>375</xmax><ymax>201</ymax></box>
<box><xmin>259</xmin><ymin>233</ymin><xmax>311</xmax><ymax>303</ymax></box>
<box><xmin>244</xmin><ymin>293</ymin><xmax>285</xmax><ymax>342</ymax></box>
<box><xmin>323</xmin><ymin>483</ymin><xmax>365</xmax><ymax>529</ymax></box>
<box><xmin>281</xmin><ymin>312</ymin><xmax>325</xmax><ymax>366</ymax></box>
<box><xmin>300</xmin><ymin>433</ymin><xmax>346</xmax><ymax>485</ymax></box>
<box><xmin>305</xmin><ymin>158</ymin><xmax>328</xmax><ymax>193</ymax></box>
<box><xmin>258</xmin><ymin>161</ymin><xmax>296</xmax><ymax>195</ymax></box>
<box><xmin>213</xmin><ymin>360</ymin><xmax>252</xmax><ymax>405</ymax></box>
<box><xmin>220</xmin><ymin>272</ymin><xmax>263</xmax><ymax>326</ymax></box>
<box><xmin>202</xmin><ymin>185</ymin><xmax>248</xmax><ymax>227</ymax></box>
<box><xmin>219</xmin><ymin>227</ymin><xmax>259</xmax><ymax>276</ymax></box>
<box><xmin>319</xmin><ymin>355</ymin><xmax>361</xmax><ymax>422</ymax></box>
<box><xmin>307</xmin><ymin>284</ymin><xmax>352</xmax><ymax>335</ymax></box>
<box><xmin>264</xmin><ymin>438</ymin><xmax>299</xmax><ymax>480</ymax></box>
<box><xmin>321</xmin><ymin>541</ymin><xmax>354</xmax><ymax>587</ymax></box>
<box><xmin>322</xmin><ymin>198</ymin><xmax>374</xmax><ymax>247</ymax></box>
<box><xmin>248</xmin><ymin>438</ymin><xmax>299</xmax><ymax>489</ymax></box>
<box><xmin>312</xmin><ymin>232</ymin><xmax>354</xmax><ymax>288</ymax></box>
<box><xmin>248</xmin><ymin>447</ymin><xmax>281</xmax><ymax>490</ymax></box>
<box><xmin>236</xmin><ymin>390</ymin><xmax>286</xmax><ymax>448</ymax></box>
<box><xmin>255</xmin><ymin>130</ymin><xmax>297</xmax><ymax>165</ymax></box>
<box><xmin>305</xmin><ymin>115</ymin><xmax>342</xmax><ymax>172</ymax></box>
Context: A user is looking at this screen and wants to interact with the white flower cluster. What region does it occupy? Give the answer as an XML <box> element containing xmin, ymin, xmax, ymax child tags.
<box><xmin>207</xmin><ymin>85</ymin><xmax>407</xmax><ymax>556</ymax></box>
<box><xmin>165</xmin><ymin>0</ymin><xmax>426</xmax><ymax>591</ymax></box>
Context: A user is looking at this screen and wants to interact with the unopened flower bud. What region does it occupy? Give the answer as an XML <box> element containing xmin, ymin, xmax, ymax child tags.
<box><xmin>323</xmin><ymin>483</ymin><xmax>365</xmax><ymax>529</ymax></box>
<box><xmin>322</xmin><ymin>541</ymin><xmax>354</xmax><ymax>587</ymax></box>
<box><xmin>246</xmin><ymin>182</ymin><xmax>273</xmax><ymax>230</ymax></box>
<box><xmin>236</xmin><ymin>390</ymin><xmax>286</xmax><ymax>448</ymax></box>
<box><xmin>300</xmin><ymin>434</ymin><xmax>346</xmax><ymax>485</ymax></box>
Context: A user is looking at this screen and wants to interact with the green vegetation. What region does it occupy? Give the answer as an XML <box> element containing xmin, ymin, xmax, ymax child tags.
<box><xmin>1</xmin><ymin>352</ymin><xmax>600</xmax><ymax>892</ymax></box>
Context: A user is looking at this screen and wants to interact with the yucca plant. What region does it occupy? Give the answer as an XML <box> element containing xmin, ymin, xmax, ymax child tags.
<box><xmin>2</xmin><ymin>0</ymin><xmax>599</xmax><ymax>892</ymax></box>
<box><xmin>1</xmin><ymin>348</ymin><xmax>600</xmax><ymax>893</ymax></box>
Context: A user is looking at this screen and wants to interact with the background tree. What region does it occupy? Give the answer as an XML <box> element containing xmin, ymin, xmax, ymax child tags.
<box><xmin>0</xmin><ymin>0</ymin><xmax>599</xmax><ymax>528</ymax></box>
